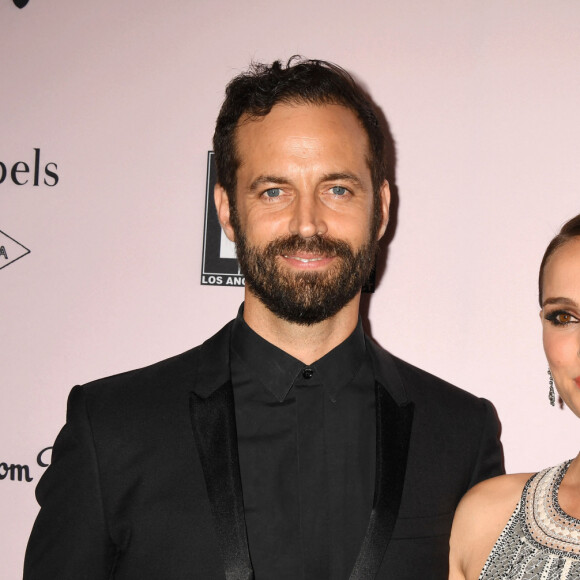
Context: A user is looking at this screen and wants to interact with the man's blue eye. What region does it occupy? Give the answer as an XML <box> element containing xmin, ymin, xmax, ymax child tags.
<box><xmin>264</xmin><ymin>188</ymin><xmax>281</xmax><ymax>198</ymax></box>
<box><xmin>331</xmin><ymin>186</ymin><xmax>347</xmax><ymax>196</ymax></box>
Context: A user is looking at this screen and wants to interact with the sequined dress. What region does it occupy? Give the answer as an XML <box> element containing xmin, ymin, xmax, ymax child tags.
<box><xmin>479</xmin><ymin>461</ymin><xmax>580</xmax><ymax>579</ymax></box>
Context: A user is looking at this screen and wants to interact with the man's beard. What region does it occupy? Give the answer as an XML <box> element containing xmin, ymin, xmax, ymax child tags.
<box><xmin>234</xmin><ymin>229</ymin><xmax>378</xmax><ymax>325</ymax></box>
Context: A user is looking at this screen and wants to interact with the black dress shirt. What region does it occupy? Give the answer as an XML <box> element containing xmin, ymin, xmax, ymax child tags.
<box><xmin>230</xmin><ymin>307</ymin><xmax>376</xmax><ymax>579</ymax></box>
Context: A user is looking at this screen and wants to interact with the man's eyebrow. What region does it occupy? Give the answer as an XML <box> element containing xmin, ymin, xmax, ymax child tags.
<box><xmin>249</xmin><ymin>176</ymin><xmax>289</xmax><ymax>191</ymax></box>
<box><xmin>249</xmin><ymin>172</ymin><xmax>365</xmax><ymax>191</ymax></box>
<box><xmin>320</xmin><ymin>172</ymin><xmax>364</xmax><ymax>187</ymax></box>
<box><xmin>543</xmin><ymin>296</ymin><xmax>579</xmax><ymax>308</ymax></box>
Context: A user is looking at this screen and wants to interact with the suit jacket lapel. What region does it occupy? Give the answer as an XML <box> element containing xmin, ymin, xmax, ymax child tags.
<box><xmin>349</xmin><ymin>343</ymin><xmax>415</xmax><ymax>580</ymax></box>
<box><xmin>189</xmin><ymin>322</ymin><xmax>254</xmax><ymax>580</ymax></box>
<box><xmin>189</xmin><ymin>323</ymin><xmax>414</xmax><ymax>580</ymax></box>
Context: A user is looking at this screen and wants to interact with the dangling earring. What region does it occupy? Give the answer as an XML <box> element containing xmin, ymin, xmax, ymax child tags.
<box><xmin>548</xmin><ymin>369</ymin><xmax>555</xmax><ymax>406</ymax></box>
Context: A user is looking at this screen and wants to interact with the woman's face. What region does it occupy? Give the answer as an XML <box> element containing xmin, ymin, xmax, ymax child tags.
<box><xmin>542</xmin><ymin>236</ymin><xmax>580</xmax><ymax>417</ymax></box>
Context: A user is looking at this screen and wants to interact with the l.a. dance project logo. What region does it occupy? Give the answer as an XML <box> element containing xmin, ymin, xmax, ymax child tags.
<box><xmin>0</xmin><ymin>230</ymin><xmax>30</xmax><ymax>270</ymax></box>
<box><xmin>201</xmin><ymin>152</ymin><xmax>244</xmax><ymax>287</ymax></box>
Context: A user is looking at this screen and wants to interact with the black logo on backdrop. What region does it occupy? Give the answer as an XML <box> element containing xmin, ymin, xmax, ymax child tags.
<box><xmin>0</xmin><ymin>229</ymin><xmax>30</xmax><ymax>270</ymax></box>
<box><xmin>201</xmin><ymin>152</ymin><xmax>244</xmax><ymax>287</ymax></box>
<box><xmin>0</xmin><ymin>447</ymin><xmax>51</xmax><ymax>483</ymax></box>
<box><xmin>1</xmin><ymin>148</ymin><xmax>58</xmax><ymax>187</ymax></box>
<box><xmin>13</xmin><ymin>0</ymin><xmax>30</xmax><ymax>9</ymax></box>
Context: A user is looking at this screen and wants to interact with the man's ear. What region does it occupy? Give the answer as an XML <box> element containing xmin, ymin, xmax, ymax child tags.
<box><xmin>214</xmin><ymin>184</ymin><xmax>236</xmax><ymax>242</ymax></box>
<box><xmin>376</xmin><ymin>180</ymin><xmax>391</xmax><ymax>240</ymax></box>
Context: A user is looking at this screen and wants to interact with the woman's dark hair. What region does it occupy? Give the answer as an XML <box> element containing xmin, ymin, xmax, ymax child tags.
<box><xmin>212</xmin><ymin>56</ymin><xmax>388</xmax><ymax>222</ymax></box>
<box><xmin>539</xmin><ymin>213</ymin><xmax>580</xmax><ymax>305</ymax></box>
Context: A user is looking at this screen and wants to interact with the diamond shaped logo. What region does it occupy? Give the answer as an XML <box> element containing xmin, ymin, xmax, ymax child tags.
<box><xmin>0</xmin><ymin>229</ymin><xmax>31</xmax><ymax>270</ymax></box>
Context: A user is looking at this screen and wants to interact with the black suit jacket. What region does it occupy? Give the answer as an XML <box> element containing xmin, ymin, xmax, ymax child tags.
<box><xmin>24</xmin><ymin>320</ymin><xmax>503</xmax><ymax>579</ymax></box>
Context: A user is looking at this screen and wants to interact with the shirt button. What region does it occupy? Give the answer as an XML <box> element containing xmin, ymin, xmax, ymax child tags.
<box><xmin>302</xmin><ymin>368</ymin><xmax>314</xmax><ymax>379</ymax></box>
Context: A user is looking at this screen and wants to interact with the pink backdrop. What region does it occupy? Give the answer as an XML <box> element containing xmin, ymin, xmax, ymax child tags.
<box><xmin>2</xmin><ymin>1</ymin><xmax>579</xmax><ymax>576</ymax></box>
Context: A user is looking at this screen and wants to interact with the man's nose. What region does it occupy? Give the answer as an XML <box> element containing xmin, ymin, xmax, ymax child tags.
<box><xmin>288</xmin><ymin>194</ymin><xmax>328</xmax><ymax>239</ymax></box>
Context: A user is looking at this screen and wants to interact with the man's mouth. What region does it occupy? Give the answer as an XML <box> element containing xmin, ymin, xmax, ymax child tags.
<box><xmin>283</xmin><ymin>255</ymin><xmax>325</xmax><ymax>263</ymax></box>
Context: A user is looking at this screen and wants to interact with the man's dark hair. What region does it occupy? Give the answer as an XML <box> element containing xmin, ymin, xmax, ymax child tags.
<box><xmin>539</xmin><ymin>213</ymin><xmax>580</xmax><ymax>305</ymax></box>
<box><xmin>213</xmin><ymin>56</ymin><xmax>388</xmax><ymax>226</ymax></box>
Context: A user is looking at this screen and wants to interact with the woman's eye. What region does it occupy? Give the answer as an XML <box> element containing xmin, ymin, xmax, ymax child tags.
<box><xmin>330</xmin><ymin>186</ymin><xmax>348</xmax><ymax>196</ymax></box>
<box><xmin>263</xmin><ymin>188</ymin><xmax>282</xmax><ymax>198</ymax></box>
<box><xmin>556</xmin><ymin>313</ymin><xmax>574</xmax><ymax>324</ymax></box>
<box><xmin>546</xmin><ymin>310</ymin><xmax>579</xmax><ymax>326</ymax></box>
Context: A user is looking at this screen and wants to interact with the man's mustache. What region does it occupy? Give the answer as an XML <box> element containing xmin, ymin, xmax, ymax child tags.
<box><xmin>263</xmin><ymin>235</ymin><xmax>354</xmax><ymax>259</ymax></box>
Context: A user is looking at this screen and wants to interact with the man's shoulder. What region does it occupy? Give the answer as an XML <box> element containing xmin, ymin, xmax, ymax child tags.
<box><xmin>80</xmin><ymin>319</ymin><xmax>234</xmax><ymax>403</ymax></box>
<box><xmin>394</xmin><ymin>354</ymin><xmax>480</xmax><ymax>403</ymax></box>
<box><xmin>368</xmin><ymin>338</ymin><xmax>488</xmax><ymax>410</ymax></box>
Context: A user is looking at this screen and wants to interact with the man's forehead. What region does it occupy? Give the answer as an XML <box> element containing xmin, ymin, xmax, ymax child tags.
<box><xmin>234</xmin><ymin>102</ymin><xmax>370</xmax><ymax>157</ymax></box>
<box><xmin>237</xmin><ymin>100</ymin><xmax>357</xmax><ymax>126</ymax></box>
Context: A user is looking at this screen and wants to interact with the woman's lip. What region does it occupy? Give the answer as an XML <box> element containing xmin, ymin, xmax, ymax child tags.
<box><xmin>575</xmin><ymin>377</ymin><xmax>580</xmax><ymax>389</ymax></box>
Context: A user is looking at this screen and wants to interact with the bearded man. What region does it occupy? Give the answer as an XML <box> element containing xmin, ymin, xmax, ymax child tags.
<box><xmin>25</xmin><ymin>58</ymin><xmax>503</xmax><ymax>580</ymax></box>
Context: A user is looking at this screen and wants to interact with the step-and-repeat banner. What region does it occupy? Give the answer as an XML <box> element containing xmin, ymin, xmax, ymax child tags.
<box><xmin>3</xmin><ymin>1</ymin><xmax>579</xmax><ymax>576</ymax></box>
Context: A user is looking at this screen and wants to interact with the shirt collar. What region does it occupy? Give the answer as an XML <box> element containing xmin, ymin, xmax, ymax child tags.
<box><xmin>230</xmin><ymin>304</ymin><xmax>367</xmax><ymax>402</ymax></box>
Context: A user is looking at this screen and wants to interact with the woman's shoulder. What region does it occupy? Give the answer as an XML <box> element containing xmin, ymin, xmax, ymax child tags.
<box><xmin>462</xmin><ymin>472</ymin><xmax>532</xmax><ymax>509</ymax></box>
<box><xmin>453</xmin><ymin>472</ymin><xmax>533</xmax><ymax>541</ymax></box>
<box><xmin>449</xmin><ymin>473</ymin><xmax>533</xmax><ymax>580</ymax></box>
